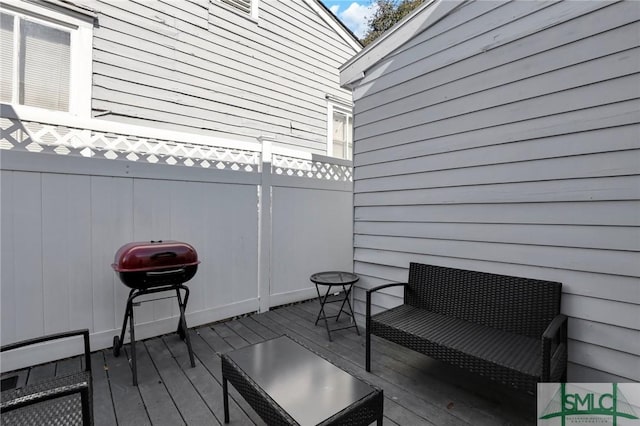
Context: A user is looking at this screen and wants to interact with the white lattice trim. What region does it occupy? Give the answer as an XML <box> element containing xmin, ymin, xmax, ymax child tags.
<box><xmin>1</xmin><ymin>117</ymin><xmax>261</xmax><ymax>172</ymax></box>
<box><xmin>272</xmin><ymin>153</ymin><xmax>352</xmax><ymax>182</ymax></box>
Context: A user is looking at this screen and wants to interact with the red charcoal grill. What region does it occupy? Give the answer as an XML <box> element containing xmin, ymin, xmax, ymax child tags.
<box><xmin>111</xmin><ymin>240</ymin><xmax>200</xmax><ymax>386</ymax></box>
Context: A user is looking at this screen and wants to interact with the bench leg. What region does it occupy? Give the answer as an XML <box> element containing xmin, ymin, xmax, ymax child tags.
<box><xmin>366</xmin><ymin>327</ymin><xmax>371</xmax><ymax>372</ymax></box>
<box><xmin>80</xmin><ymin>386</ymin><xmax>92</xmax><ymax>426</ymax></box>
<box><xmin>366</xmin><ymin>291</ymin><xmax>372</xmax><ymax>372</ymax></box>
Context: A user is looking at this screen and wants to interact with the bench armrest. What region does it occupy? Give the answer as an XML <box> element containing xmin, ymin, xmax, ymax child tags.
<box><xmin>541</xmin><ymin>314</ymin><xmax>568</xmax><ymax>382</ymax></box>
<box><xmin>542</xmin><ymin>314</ymin><xmax>567</xmax><ymax>341</ymax></box>
<box><xmin>366</xmin><ymin>283</ymin><xmax>408</xmax><ymax>323</ymax></box>
<box><xmin>1</xmin><ymin>329</ymin><xmax>91</xmax><ymax>373</ymax></box>
<box><xmin>365</xmin><ymin>282</ymin><xmax>408</xmax><ymax>372</ymax></box>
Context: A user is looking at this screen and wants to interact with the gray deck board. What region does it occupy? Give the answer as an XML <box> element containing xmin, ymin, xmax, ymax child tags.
<box><xmin>104</xmin><ymin>344</ymin><xmax>151</xmax><ymax>426</ymax></box>
<box><xmin>26</xmin><ymin>362</ymin><xmax>55</xmax><ymax>385</ymax></box>
<box><xmin>161</xmin><ymin>333</ymin><xmax>226</xmax><ymax>425</ymax></box>
<box><xmin>90</xmin><ymin>351</ymin><xmax>118</xmax><ymax>426</ymax></box>
<box><xmin>126</xmin><ymin>340</ymin><xmax>185</xmax><ymax>426</ymax></box>
<box><xmin>225</xmin><ymin>318</ymin><xmax>263</xmax><ymax>345</ymax></box>
<box><xmin>144</xmin><ymin>336</ymin><xmax>218</xmax><ymax>426</ymax></box>
<box><xmin>6</xmin><ymin>299</ymin><xmax>534</xmax><ymax>425</ymax></box>
<box><xmin>56</xmin><ymin>356</ymin><xmax>82</xmax><ymax>376</ymax></box>
<box><xmin>211</xmin><ymin>323</ymin><xmax>250</xmax><ymax>350</ymax></box>
<box><xmin>188</xmin><ymin>327</ymin><xmax>265</xmax><ymax>425</ymax></box>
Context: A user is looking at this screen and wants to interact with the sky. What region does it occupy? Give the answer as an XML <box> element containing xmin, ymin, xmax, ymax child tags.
<box><xmin>321</xmin><ymin>0</ymin><xmax>378</xmax><ymax>39</ymax></box>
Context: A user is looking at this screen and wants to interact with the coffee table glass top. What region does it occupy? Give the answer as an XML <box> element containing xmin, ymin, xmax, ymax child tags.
<box><xmin>309</xmin><ymin>271</ymin><xmax>359</xmax><ymax>286</ymax></box>
<box><xmin>226</xmin><ymin>336</ymin><xmax>374</xmax><ymax>425</ymax></box>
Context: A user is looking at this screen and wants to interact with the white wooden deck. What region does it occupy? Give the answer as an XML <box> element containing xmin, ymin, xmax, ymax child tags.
<box><xmin>6</xmin><ymin>299</ymin><xmax>535</xmax><ymax>425</ymax></box>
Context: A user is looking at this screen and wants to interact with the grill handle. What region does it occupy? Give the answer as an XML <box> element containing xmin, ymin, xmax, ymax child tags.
<box><xmin>146</xmin><ymin>268</ymin><xmax>185</xmax><ymax>276</ymax></box>
<box><xmin>150</xmin><ymin>251</ymin><xmax>178</xmax><ymax>260</ymax></box>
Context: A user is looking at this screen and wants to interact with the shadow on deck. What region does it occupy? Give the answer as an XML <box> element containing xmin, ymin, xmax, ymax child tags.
<box><xmin>5</xmin><ymin>299</ymin><xmax>536</xmax><ymax>425</ymax></box>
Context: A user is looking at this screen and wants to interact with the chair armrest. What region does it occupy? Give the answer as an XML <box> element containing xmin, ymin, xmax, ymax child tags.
<box><xmin>1</xmin><ymin>329</ymin><xmax>91</xmax><ymax>373</ymax></box>
<box><xmin>541</xmin><ymin>314</ymin><xmax>568</xmax><ymax>381</ymax></box>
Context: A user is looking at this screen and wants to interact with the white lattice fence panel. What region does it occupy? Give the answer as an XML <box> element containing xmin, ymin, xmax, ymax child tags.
<box><xmin>0</xmin><ymin>118</ymin><xmax>261</xmax><ymax>171</ymax></box>
<box><xmin>272</xmin><ymin>153</ymin><xmax>352</xmax><ymax>182</ymax></box>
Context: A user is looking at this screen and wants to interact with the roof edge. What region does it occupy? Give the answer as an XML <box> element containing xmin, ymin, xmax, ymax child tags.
<box><xmin>305</xmin><ymin>0</ymin><xmax>363</xmax><ymax>52</ymax></box>
<box><xmin>340</xmin><ymin>0</ymin><xmax>463</xmax><ymax>88</ymax></box>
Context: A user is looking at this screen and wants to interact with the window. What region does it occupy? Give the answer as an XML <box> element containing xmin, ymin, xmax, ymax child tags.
<box><xmin>327</xmin><ymin>102</ymin><xmax>353</xmax><ymax>160</ymax></box>
<box><xmin>219</xmin><ymin>0</ymin><xmax>259</xmax><ymax>20</ymax></box>
<box><xmin>0</xmin><ymin>1</ymin><xmax>93</xmax><ymax>116</ymax></box>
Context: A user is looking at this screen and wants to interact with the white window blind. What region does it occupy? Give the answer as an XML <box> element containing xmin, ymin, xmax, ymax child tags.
<box><xmin>20</xmin><ymin>19</ymin><xmax>70</xmax><ymax>111</ymax></box>
<box><xmin>0</xmin><ymin>13</ymin><xmax>14</xmax><ymax>103</ymax></box>
<box><xmin>1</xmin><ymin>12</ymin><xmax>71</xmax><ymax>112</ymax></box>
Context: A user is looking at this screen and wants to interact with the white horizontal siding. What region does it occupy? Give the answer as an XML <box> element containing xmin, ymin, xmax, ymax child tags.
<box><xmin>355</xmin><ymin>74</ymin><xmax>639</xmax><ymax>147</ymax></box>
<box><xmin>357</xmin><ymin>24</ymin><xmax>640</xmax><ymax>125</ymax></box>
<box><xmin>355</xmin><ymin>201</ymin><xmax>640</xmax><ymax>226</ymax></box>
<box><xmin>355</xmin><ymin>124</ymin><xmax>640</xmax><ymax>175</ymax></box>
<box><xmin>355</xmin><ymin>150</ymin><xmax>640</xmax><ymax>192</ymax></box>
<box><xmin>353</xmin><ymin>1</ymin><xmax>628</xmax><ymax>101</ymax></box>
<box><xmin>348</xmin><ymin>0</ymin><xmax>640</xmax><ymax>382</ymax></box>
<box><xmin>263</xmin><ymin>1</ymin><xmax>354</xmax><ymax>58</ymax></box>
<box><xmin>355</xmin><ymin>101</ymin><xmax>640</xmax><ymax>166</ymax></box>
<box><xmin>85</xmin><ymin>0</ymin><xmax>358</xmax><ymax>153</ymax></box>
<box><xmin>355</xmin><ymin>222</ymin><xmax>640</xmax><ymax>253</ymax></box>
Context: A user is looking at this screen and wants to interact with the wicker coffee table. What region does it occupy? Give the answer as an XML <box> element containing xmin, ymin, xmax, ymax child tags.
<box><xmin>222</xmin><ymin>336</ymin><xmax>383</xmax><ymax>425</ymax></box>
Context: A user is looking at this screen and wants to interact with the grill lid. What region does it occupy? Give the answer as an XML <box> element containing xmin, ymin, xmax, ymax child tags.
<box><xmin>112</xmin><ymin>240</ymin><xmax>199</xmax><ymax>273</ymax></box>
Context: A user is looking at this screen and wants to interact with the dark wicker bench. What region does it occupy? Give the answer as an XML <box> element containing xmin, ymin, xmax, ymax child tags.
<box><xmin>365</xmin><ymin>263</ymin><xmax>568</xmax><ymax>393</ymax></box>
<box><xmin>1</xmin><ymin>330</ymin><xmax>93</xmax><ymax>426</ymax></box>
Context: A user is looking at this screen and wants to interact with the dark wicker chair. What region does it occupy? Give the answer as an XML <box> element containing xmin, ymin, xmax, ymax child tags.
<box><xmin>1</xmin><ymin>329</ymin><xmax>93</xmax><ymax>425</ymax></box>
<box><xmin>366</xmin><ymin>263</ymin><xmax>568</xmax><ymax>394</ymax></box>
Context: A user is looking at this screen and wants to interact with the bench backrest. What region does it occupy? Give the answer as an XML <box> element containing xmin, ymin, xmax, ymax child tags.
<box><xmin>406</xmin><ymin>263</ymin><xmax>562</xmax><ymax>338</ymax></box>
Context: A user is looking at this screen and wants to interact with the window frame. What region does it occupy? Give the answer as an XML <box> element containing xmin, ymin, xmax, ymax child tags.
<box><xmin>326</xmin><ymin>100</ymin><xmax>353</xmax><ymax>160</ymax></box>
<box><xmin>0</xmin><ymin>0</ymin><xmax>93</xmax><ymax>117</ymax></box>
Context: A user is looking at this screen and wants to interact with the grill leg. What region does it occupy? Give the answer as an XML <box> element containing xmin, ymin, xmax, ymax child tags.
<box><xmin>117</xmin><ymin>289</ymin><xmax>136</xmax><ymax>354</ymax></box>
<box><xmin>176</xmin><ymin>286</ymin><xmax>195</xmax><ymax>368</ymax></box>
<box><xmin>129</xmin><ymin>302</ymin><xmax>138</xmax><ymax>386</ymax></box>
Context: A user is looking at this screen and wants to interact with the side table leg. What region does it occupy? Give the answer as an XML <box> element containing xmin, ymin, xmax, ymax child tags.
<box><xmin>335</xmin><ymin>284</ymin><xmax>350</xmax><ymax>322</ymax></box>
<box><xmin>342</xmin><ymin>284</ymin><xmax>360</xmax><ymax>336</ymax></box>
<box><xmin>314</xmin><ymin>284</ymin><xmax>333</xmax><ymax>341</ymax></box>
<box><xmin>223</xmin><ymin>376</ymin><xmax>229</xmax><ymax>423</ymax></box>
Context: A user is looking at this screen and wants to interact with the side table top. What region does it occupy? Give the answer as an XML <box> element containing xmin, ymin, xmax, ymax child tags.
<box><xmin>223</xmin><ymin>335</ymin><xmax>376</xmax><ymax>425</ymax></box>
<box><xmin>310</xmin><ymin>271</ymin><xmax>359</xmax><ymax>286</ymax></box>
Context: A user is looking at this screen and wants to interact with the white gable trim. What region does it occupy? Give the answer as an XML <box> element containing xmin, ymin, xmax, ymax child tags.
<box><xmin>304</xmin><ymin>0</ymin><xmax>362</xmax><ymax>52</ymax></box>
<box><xmin>339</xmin><ymin>0</ymin><xmax>464</xmax><ymax>88</ymax></box>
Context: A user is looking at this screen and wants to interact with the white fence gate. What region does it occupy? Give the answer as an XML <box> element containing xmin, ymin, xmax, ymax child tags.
<box><xmin>0</xmin><ymin>105</ymin><xmax>353</xmax><ymax>370</ymax></box>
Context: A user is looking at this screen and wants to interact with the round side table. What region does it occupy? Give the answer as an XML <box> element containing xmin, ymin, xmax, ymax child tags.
<box><xmin>310</xmin><ymin>271</ymin><xmax>360</xmax><ymax>341</ymax></box>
